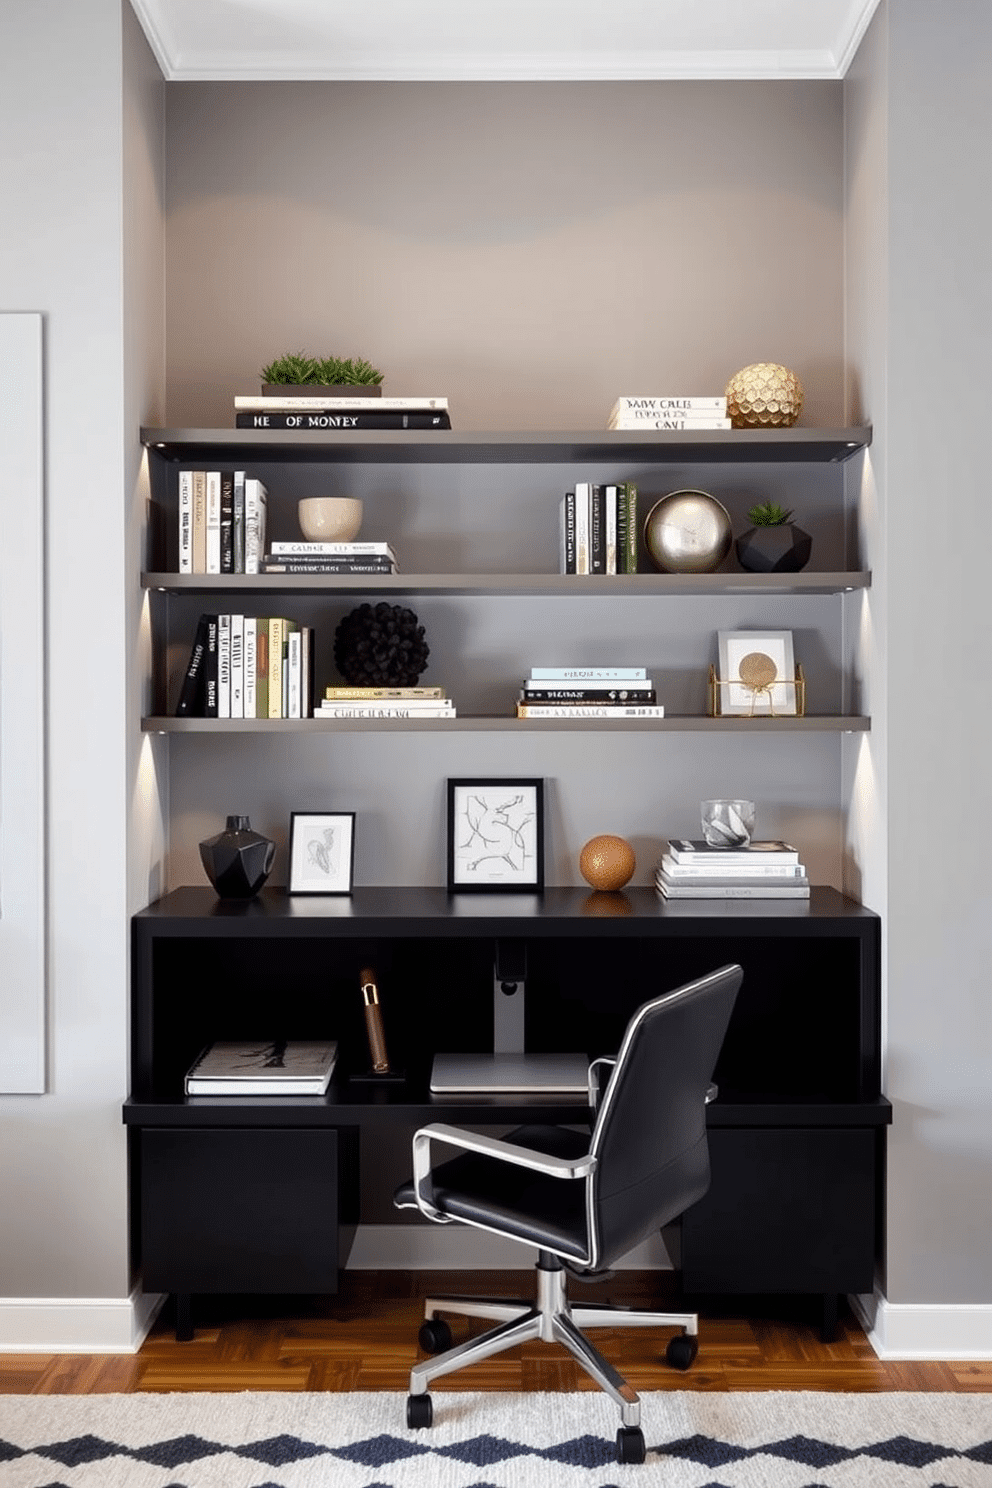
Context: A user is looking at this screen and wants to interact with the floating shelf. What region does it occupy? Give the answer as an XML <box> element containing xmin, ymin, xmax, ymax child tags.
<box><xmin>143</xmin><ymin>570</ymin><xmax>871</xmax><ymax>597</ymax></box>
<box><xmin>143</xmin><ymin>715</ymin><xmax>871</xmax><ymax>734</ymax></box>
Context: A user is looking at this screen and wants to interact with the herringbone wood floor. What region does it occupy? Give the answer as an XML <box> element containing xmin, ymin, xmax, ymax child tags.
<box><xmin>1</xmin><ymin>1271</ymin><xmax>988</xmax><ymax>1395</ymax></box>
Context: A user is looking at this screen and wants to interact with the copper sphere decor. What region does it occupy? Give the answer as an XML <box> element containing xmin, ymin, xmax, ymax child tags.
<box><xmin>579</xmin><ymin>834</ymin><xmax>636</xmax><ymax>891</ymax></box>
<box><xmin>725</xmin><ymin>363</ymin><xmax>804</xmax><ymax>428</ymax></box>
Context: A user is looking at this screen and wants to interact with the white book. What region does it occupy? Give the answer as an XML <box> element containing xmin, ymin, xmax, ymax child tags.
<box><xmin>574</xmin><ymin>481</ymin><xmax>591</xmax><ymax>575</ymax></box>
<box><xmin>530</xmin><ymin>667</ymin><xmax>648</xmax><ymax>680</ymax></box>
<box><xmin>244</xmin><ymin>478</ymin><xmax>268</xmax><ymax>574</ymax></box>
<box><xmin>178</xmin><ymin>469</ymin><xmax>193</xmax><ymax>573</ymax></box>
<box><xmin>659</xmin><ymin>854</ymin><xmax>805</xmax><ymax>879</ymax></box>
<box><xmin>667</xmin><ymin>838</ymin><xmax>801</xmax><ymax>864</ymax></box>
<box><xmin>523</xmin><ymin>679</ymin><xmax>654</xmax><ymax>693</ymax></box>
<box><xmin>243</xmin><ymin>617</ymin><xmax>257</xmax><ymax>718</ymax></box>
<box><xmin>609</xmin><ymin>417</ymin><xmax>732</xmax><ymax>431</ymax></box>
<box><xmin>315</xmin><ymin>705</ymin><xmax>456</xmax><ymax>718</ymax></box>
<box><xmin>517</xmin><ymin>704</ymin><xmax>665</xmax><ymax>718</ymax></box>
<box><xmin>205</xmin><ymin>471</ymin><xmax>222</xmax><ymax>573</ymax></box>
<box><xmin>185</xmin><ymin>1039</ymin><xmax>338</xmax><ymax>1096</ymax></box>
<box><xmin>318</xmin><ymin>696</ymin><xmax>454</xmax><ymax>710</ymax></box>
<box><xmin>268</xmin><ymin>541</ymin><xmax>396</xmax><ymax>557</ymax></box>
<box><xmin>232</xmin><ymin>469</ymin><xmax>246</xmax><ymax>573</ymax></box>
<box><xmin>229</xmin><ymin>614</ymin><xmax>244</xmax><ymax>719</ymax></box>
<box><xmin>235</xmin><ymin>394</ymin><xmax>449</xmax><ymax>411</ymax></box>
<box><xmin>605</xmin><ymin>484</ymin><xmax>618</xmax><ymax>575</ymax></box>
<box><xmin>611</xmin><ymin>396</ymin><xmax>727</xmax><ymax>414</ymax></box>
<box><xmin>217</xmin><ymin>613</ymin><xmax>231</xmax><ymax>718</ymax></box>
<box><xmin>287</xmin><ymin>628</ymin><xmax>302</xmax><ymax>719</ymax></box>
<box><xmin>656</xmin><ymin>876</ymin><xmax>810</xmax><ymax>900</ymax></box>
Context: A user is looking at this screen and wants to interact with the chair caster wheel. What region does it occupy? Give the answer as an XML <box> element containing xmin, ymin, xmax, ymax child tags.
<box><xmin>665</xmin><ymin>1333</ymin><xmax>698</xmax><ymax>1370</ymax></box>
<box><xmin>616</xmin><ymin>1425</ymin><xmax>646</xmax><ymax>1464</ymax></box>
<box><xmin>407</xmin><ymin>1393</ymin><xmax>433</xmax><ymax>1428</ymax></box>
<box><xmin>418</xmin><ymin>1318</ymin><xmax>453</xmax><ymax>1354</ymax></box>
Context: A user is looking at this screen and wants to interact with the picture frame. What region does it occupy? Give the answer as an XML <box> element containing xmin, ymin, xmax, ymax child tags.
<box><xmin>447</xmin><ymin>778</ymin><xmax>544</xmax><ymax>892</ymax></box>
<box><xmin>288</xmin><ymin>811</ymin><xmax>356</xmax><ymax>895</ymax></box>
<box><xmin>717</xmin><ymin>629</ymin><xmax>798</xmax><ymax>716</ymax></box>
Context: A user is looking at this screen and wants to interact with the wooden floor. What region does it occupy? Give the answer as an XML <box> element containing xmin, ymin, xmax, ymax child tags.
<box><xmin>2</xmin><ymin>1271</ymin><xmax>988</xmax><ymax>1395</ymax></box>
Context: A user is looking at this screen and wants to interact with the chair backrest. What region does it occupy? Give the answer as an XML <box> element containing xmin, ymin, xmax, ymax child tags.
<box><xmin>586</xmin><ymin>963</ymin><xmax>742</xmax><ymax>1269</ymax></box>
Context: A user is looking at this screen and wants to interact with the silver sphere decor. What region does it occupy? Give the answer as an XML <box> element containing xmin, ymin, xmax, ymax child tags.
<box><xmin>643</xmin><ymin>490</ymin><xmax>733</xmax><ymax>574</ymax></box>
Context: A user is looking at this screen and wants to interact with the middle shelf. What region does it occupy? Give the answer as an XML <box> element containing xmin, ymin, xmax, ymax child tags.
<box><xmin>144</xmin><ymin>571</ymin><xmax>871</xmax><ymax>597</ymax></box>
<box><xmin>144</xmin><ymin>714</ymin><xmax>870</xmax><ymax>733</ymax></box>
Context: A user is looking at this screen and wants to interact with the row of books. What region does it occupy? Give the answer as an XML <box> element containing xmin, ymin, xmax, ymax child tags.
<box><xmin>516</xmin><ymin>666</ymin><xmax>664</xmax><ymax>719</ymax></box>
<box><xmin>178</xmin><ymin>471</ymin><xmax>268</xmax><ymax>575</ymax></box>
<box><xmin>176</xmin><ymin>613</ymin><xmax>315</xmax><ymax>719</ymax></box>
<box><xmin>608</xmin><ymin>395</ymin><xmax>730</xmax><ymax>432</ymax></box>
<box><xmin>185</xmin><ymin>1040</ymin><xmax>338</xmax><ymax>1095</ymax></box>
<box><xmin>260</xmin><ymin>541</ymin><xmax>399</xmax><ymax>575</ymax></box>
<box><xmin>233</xmin><ymin>393</ymin><xmax>451</xmax><ymax>432</ymax></box>
<box><xmin>314</xmin><ymin>685</ymin><xmax>456</xmax><ymax>720</ymax></box>
<box><xmin>655</xmin><ymin>837</ymin><xmax>810</xmax><ymax>899</ymax></box>
<box><xmin>559</xmin><ymin>482</ymin><xmax>638</xmax><ymax>575</ymax></box>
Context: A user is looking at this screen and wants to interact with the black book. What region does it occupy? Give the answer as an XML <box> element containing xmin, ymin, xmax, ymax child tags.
<box><xmin>522</xmin><ymin>687</ymin><xmax>658</xmax><ymax>703</ymax></box>
<box><xmin>589</xmin><ymin>484</ymin><xmax>606</xmax><ymax>574</ymax></box>
<box><xmin>201</xmin><ymin>614</ymin><xmax>219</xmax><ymax>717</ymax></box>
<box><xmin>219</xmin><ymin>470</ymin><xmax>234</xmax><ymax>573</ymax></box>
<box><xmin>235</xmin><ymin>411</ymin><xmax>451</xmax><ymax>430</ymax></box>
<box><xmin>559</xmin><ymin>490</ymin><xmax>576</xmax><ymax>574</ymax></box>
<box><xmin>175</xmin><ymin>614</ymin><xmax>210</xmax><ymax>715</ymax></box>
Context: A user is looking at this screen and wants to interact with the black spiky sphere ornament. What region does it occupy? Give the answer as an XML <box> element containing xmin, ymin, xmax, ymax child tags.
<box><xmin>333</xmin><ymin>602</ymin><xmax>431</xmax><ymax>687</ymax></box>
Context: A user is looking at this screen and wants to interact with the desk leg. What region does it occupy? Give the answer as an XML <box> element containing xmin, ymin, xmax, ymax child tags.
<box><xmin>175</xmin><ymin>1292</ymin><xmax>193</xmax><ymax>1343</ymax></box>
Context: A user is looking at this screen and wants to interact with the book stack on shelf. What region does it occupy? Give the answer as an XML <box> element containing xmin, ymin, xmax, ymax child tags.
<box><xmin>178</xmin><ymin>471</ymin><xmax>268</xmax><ymax>574</ymax></box>
<box><xmin>655</xmin><ymin>838</ymin><xmax>811</xmax><ymax>900</ymax></box>
<box><xmin>185</xmin><ymin>1040</ymin><xmax>338</xmax><ymax>1096</ymax></box>
<box><xmin>233</xmin><ymin>394</ymin><xmax>451</xmax><ymax>431</ymax></box>
<box><xmin>176</xmin><ymin>613</ymin><xmax>315</xmax><ymax>719</ymax></box>
<box><xmin>560</xmin><ymin>482</ymin><xmax>637</xmax><ymax>574</ymax></box>
<box><xmin>261</xmin><ymin>541</ymin><xmax>399</xmax><ymax>575</ymax></box>
<box><xmin>516</xmin><ymin>666</ymin><xmax>664</xmax><ymax>719</ymax></box>
<box><xmin>608</xmin><ymin>396</ymin><xmax>730</xmax><ymax>431</ymax></box>
<box><xmin>315</xmin><ymin>686</ymin><xmax>456</xmax><ymax>720</ymax></box>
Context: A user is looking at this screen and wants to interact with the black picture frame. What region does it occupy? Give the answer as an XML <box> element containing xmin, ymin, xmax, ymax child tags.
<box><xmin>446</xmin><ymin>778</ymin><xmax>545</xmax><ymax>892</ymax></box>
<box><xmin>287</xmin><ymin>811</ymin><xmax>356</xmax><ymax>895</ymax></box>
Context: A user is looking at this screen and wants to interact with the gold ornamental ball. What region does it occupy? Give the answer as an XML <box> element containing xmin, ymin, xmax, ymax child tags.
<box><xmin>579</xmin><ymin>834</ymin><xmax>636</xmax><ymax>891</ymax></box>
<box><xmin>725</xmin><ymin>363</ymin><xmax>804</xmax><ymax>428</ymax></box>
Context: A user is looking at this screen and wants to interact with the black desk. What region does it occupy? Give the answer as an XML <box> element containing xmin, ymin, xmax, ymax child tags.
<box><xmin>125</xmin><ymin>885</ymin><xmax>888</xmax><ymax>1340</ymax></box>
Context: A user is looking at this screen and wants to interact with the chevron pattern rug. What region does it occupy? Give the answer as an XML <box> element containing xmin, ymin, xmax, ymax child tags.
<box><xmin>1</xmin><ymin>1390</ymin><xmax>990</xmax><ymax>1487</ymax></box>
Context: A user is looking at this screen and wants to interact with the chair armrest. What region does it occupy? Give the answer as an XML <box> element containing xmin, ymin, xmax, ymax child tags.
<box><xmin>587</xmin><ymin>1056</ymin><xmax>616</xmax><ymax>1111</ymax></box>
<box><xmin>412</xmin><ymin>1122</ymin><xmax>597</xmax><ymax>1223</ymax></box>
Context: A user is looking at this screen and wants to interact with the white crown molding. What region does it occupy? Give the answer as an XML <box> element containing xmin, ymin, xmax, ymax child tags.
<box><xmin>834</xmin><ymin>0</ymin><xmax>884</xmax><ymax>77</ymax></box>
<box><xmin>852</xmin><ymin>1288</ymin><xmax>992</xmax><ymax>1360</ymax></box>
<box><xmin>0</xmin><ymin>1287</ymin><xmax>164</xmax><ymax>1354</ymax></box>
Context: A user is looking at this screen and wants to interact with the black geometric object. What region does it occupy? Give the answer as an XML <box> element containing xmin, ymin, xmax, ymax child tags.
<box><xmin>736</xmin><ymin>522</ymin><xmax>813</xmax><ymax>573</ymax></box>
<box><xmin>198</xmin><ymin>815</ymin><xmax>276</xmax><ymax>899</ymax></box>
<box><xmin>333</xmin><ymin>601</ymin><xmax>430</xmax><ymax>687</ymax></box>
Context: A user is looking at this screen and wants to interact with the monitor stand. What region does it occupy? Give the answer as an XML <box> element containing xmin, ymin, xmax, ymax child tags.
<box><xmin>430</xmin><ymin>943</ymin><xmax>589</xmax><ymax>1095</ymax></box>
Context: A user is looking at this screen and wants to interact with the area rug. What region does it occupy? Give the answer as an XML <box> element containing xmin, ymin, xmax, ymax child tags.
<box><xmin>1</xmin><ymin>1390</ymin><xmax>991</xmax><ymax>1487</ymax></box>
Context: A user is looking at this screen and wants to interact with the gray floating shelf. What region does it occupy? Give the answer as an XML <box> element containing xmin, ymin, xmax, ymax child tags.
<box><xmin>143</xmin><ymin>570</ymin><xmax>871</xmax><ymax>597</ymax></box>
<box><xmin>143</xmin><ymin>715</ymin><xmax>870</xmax><ymax>735</ymax></box>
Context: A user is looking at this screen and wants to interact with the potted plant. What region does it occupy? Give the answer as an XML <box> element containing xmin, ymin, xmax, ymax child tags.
<box><xmin>260</xmin><ymin>351</ymin><xmax>384</xmax><ymax>397</ymax></box>
<box><xmin>735</xmin><ymin>501</ymin><xmax>812</xmax><ymax>573</ymax></box>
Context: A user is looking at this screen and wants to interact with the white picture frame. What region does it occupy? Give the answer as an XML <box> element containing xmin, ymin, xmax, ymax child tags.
<box><xmin>717</xmin><ymin>629</ymin><xmax>798</xmax><ymax>716</ymax></box>
<box><xmin>447</xmin><ymin>778</ymin><xmax>545</xmax><ymax>892</ymax></box>
<box><xmin>288</xmin><ymin>811</ymin><xmax>356</xmax><ymax>894</ymax></box>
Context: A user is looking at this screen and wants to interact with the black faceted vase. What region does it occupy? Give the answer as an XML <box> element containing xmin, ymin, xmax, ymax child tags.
<box><xmin>199</xmin><ymin>815</ymin><xmax>276</xmax><ymax>899</ymax></box>
<box><xmin>736</xmin><ymin>522</ymin><xmax>813</xmax><ymax>573</ymax></box>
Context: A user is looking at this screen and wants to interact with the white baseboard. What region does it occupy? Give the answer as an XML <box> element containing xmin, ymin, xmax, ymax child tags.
<box><xmin>0</xmin><ymin>1286</ymin><xmax>165</xmax><ymax>1353</ymax></box>
<box><xmin>346</xmin><ymin>1223</ymin><xmax>673</xmax><ymax>1270</ymax></box>
<box><xmin>851</xmin><ymin>1288</ymin><xmax>992</xmax><ymax>1359</ymax></box>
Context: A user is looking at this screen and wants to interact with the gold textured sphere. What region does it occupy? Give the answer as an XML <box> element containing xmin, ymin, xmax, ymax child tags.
<box><xmin>579</xmin><ymin>834</ymin><xmax>636</xmax><ymax>891</ymax></box>
<box><xmin>725</xmin><ymin>363</ymin><xmax>804</xmax><ymax>428</ymax></box>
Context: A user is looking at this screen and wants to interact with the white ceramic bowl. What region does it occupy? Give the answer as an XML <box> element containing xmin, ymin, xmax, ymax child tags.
<box><xmin>298</xmin><ymin>497</ymin><xmax>363</xmax><ymax>542</ymax></box>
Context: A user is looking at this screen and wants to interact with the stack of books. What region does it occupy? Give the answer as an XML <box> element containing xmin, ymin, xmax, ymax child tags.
<box><xmin>516</xmin><ymin>666</ymin><xmax>664</xmax><ymax>719</ymax></box>
<box><xmin>608</xmin><ymin>396</ymin><xmax>730</xmax><ymax>431</ymax></box>
<box><xmin>315</xmin><ymin>685</ymin><xmax>455</xmax><ymax>720</ymax></box>
<box><xmin>261</xmin><ymin>541</ymin><xmax>399</xmax><ymax>575</ymax></box>
<box><xmin>185</xmin><ymin>1040</ymin><xmax>338</xmax><ymax>1096</ymax></box>
<box><xmin>176</xmin><ymin>613</ymin><xmax>315</xmax><ymax>719</ymax></box>
<box><xmin>234</xmin><ymin>394</ymin><xmax>451</xmax><ymax>431</ymax></box>
<box><xmin>655</xmin><ymin>838</ymin><xmax>811</xmax><ymax>900</ymax></box>
<box><xmin>560</xmin><ymin>482</ymin><xmax>637</xmax><ymax>574</ymax></box>
<box><xmin>178</xmin><ymin>471</ymin><xmax>267</xmax><ymax>574</ymax></box>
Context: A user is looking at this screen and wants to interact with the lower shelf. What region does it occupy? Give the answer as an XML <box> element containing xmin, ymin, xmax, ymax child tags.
<box><xmin>143</xmin><ymin>714</ymin><xmax>871</xmax><ymax>733</ymax></box>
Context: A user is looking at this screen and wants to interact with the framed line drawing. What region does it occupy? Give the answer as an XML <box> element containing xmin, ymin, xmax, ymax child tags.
<box><xmin>717</xmin><ymin>629</ymin><xmax>798</xmax><ymax>716</ymax></box>
<box><xmin>288</xmin><ymin>811</ymin><xmax>356</xmax><ymax>894</ymax></box>
<box><xmin>447</xmin><ymin>778</ymin><xmax>544</xmax><ymax>892</ymax></box>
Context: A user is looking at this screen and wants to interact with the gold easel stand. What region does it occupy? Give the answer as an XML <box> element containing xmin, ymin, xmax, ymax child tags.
<box><xmin>708</xmin><ymin>663</ymin><xmax>806</xmax><ymax>718</ymax></box>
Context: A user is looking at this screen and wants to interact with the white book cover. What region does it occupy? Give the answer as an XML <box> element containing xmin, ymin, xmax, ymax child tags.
<box><xmin>229</xmin><ymin>613</ymin><xmax>244</xmax><ymax>719</ymax></box>
<box><xmin>605</xmin><ymin>484</ymin><xmax>618</xmax><ymax>575</ymax></box>
<box><xmin>178</xmin><ymin>469</ymin><xmax>193</xmax><ymax>574</ymax></box>
<box><xmin>611</xmin><ymin>396</ymin><xmax>727</xmax><ymax>413</ymax></box>
<box><xmin>243</xmin><ymin>617</ymin><xmax>257</xmax><ymax>718</ymax></box>
<box><xmin>656</xmin><ymin>876</ymin><xmax>810</xmax><ymax>899</ymax></box>
<box><xmin>659</xmin><ymin>854</ymin><xmax>805</xmax><ymax>879</ymax></box>
<box><xmin>315</xmin><ymin>705</ymin><xmax>455</xmax><ymax>718</ymax></box>
<box><xmin>610</xmin><ymin>417</ymin><xmax>732</xmax><ymax>431</ymax></box>
<box><xmin>287</xmin><ymin>628</ymin><xmax>302</xmax><ymax>719</ymax></box>
<box><xmin>235</xmin><ymin>395</ymin><xmax>448</xmax><ymax>411</ymax></box>
<box><xmin>574</xmin><ymin>481</ymin><xmax>591</xmax><ymax>575</ymax></box>
<box><xmin>244</xmin><ymin>478</ymin><xmax>268</xmax><ymax>574</ymax></box>
<box><xmin>185</xmin><ymin>1039</ymin><xmax>338</xmax><ymax>1096</ymax></box>
<box><xmin>232</xmin><ymin>469</ymin><xmax>246</xmax><ymax>573</ymax></box>
<box><xmin>318</xmin><ymin>697</ymin><xmax>454</xmax><ymax>711</ymax></box>
<box><xmin>530</xmin><ymin>667</ymin><xmax>648</xmax><ymax>680</ymax></box>
<box><xmin>268</xmin><ymin>541</ymin><xmax>396</xmax><ymax>557</ymax></box>
<box><xmin>205</xmin><ymin>470</ymin><xmax>222</xmax><ymax>573</ymax></box>
<box><xmin>517</xmin><ymin>704</ymin><xmax>665</xmax><ymax>718</ymax></box>
<box><xmin>217</xmin><ymin>613</ymin><xmax>231</xmax><ymax>717</ymax></box>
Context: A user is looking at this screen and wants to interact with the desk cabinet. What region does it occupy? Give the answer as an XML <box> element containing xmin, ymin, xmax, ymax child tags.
<box><xmin>126</xmin><ymin>885</ymin><xmax>888</xmax><ymax>1337</ymax></box>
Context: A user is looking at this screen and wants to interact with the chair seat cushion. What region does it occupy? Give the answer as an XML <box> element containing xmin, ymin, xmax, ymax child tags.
<box><xmin>394</xmin><ymin>1124</ymin><xmax>592</xmax><ymax>1261</ymax></box>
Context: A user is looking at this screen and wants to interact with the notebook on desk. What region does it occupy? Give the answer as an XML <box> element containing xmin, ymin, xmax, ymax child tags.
<box><xmin>430</xmin><ymin>1052</ymin><xmax>590</xmax><ymax>1095</ymax></box>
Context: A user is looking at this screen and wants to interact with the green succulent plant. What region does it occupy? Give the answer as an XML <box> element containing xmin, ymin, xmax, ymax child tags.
<box><xmin>260</xmin><ymin>351</ymin><xmax>383</xmax><ymax>386</ymax></box>
<box><xmin>746</xmin><ymin>502</ymin><xmax>794</xmax><ymax>526</ymax></box>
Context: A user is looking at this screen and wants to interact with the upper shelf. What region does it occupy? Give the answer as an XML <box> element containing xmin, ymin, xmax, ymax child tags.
<box><xmin>143</xmin><ymin>570</ymin><xmax>871</xmax><ymax>597</ymax></box>
<box><xmin>141</xmin><ymin>426</ymin><xmax>873</xmax><ymax>465</ymax></box>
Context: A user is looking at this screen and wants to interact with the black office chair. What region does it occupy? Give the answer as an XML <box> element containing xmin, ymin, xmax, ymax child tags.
<box><xmin>394</xmin><ymin>962</ymin><xmax>742</xmax><ymax>1465</ymax></box>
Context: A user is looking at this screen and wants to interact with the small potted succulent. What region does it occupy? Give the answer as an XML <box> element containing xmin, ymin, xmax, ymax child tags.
<box><xmin>735</xmin><ymin>501</ymin><xmax>812</xmax><ymax>573</ymax></box>
<box><xmin>261</xmin><ymin>351</ymin><xmax>384</xmax><ymax>397</ymax></box>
